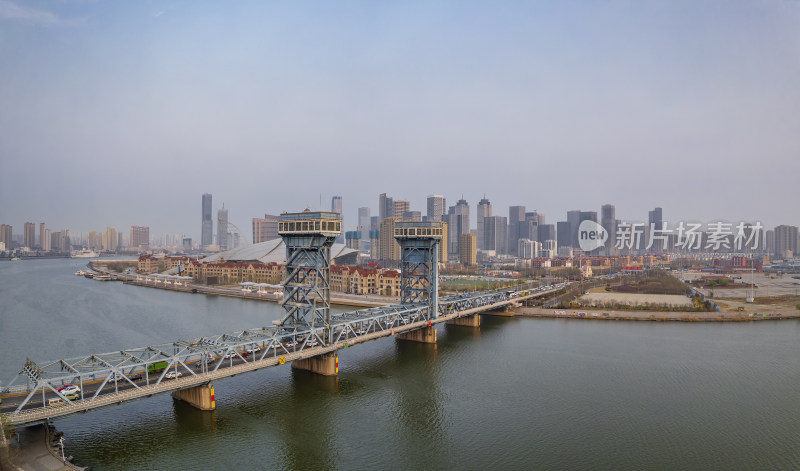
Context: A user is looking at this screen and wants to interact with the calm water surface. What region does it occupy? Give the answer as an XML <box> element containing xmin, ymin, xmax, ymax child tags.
<box><xmin>1</xmin><ymin>258</ymin><xmax>799</xmax><ymax>470</ymax></box>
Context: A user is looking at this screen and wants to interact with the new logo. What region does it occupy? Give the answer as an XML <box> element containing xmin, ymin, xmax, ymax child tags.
<box><xmin>578</xmin><ymin>220</ymin><xmax>608</xmax><ymax>252</ymax></box>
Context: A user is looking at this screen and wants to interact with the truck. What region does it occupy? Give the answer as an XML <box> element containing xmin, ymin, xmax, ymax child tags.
<box><xmin>147</xmin><ymin>361</ymin><xmax>170</xmax><ymax>373</ymax></box>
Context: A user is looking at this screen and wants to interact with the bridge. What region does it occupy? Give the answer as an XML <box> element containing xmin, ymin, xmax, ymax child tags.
<box><xmin>0</xmin><ymin>213</ymin><xmax>570</xmax><ymax>426</ymax></box>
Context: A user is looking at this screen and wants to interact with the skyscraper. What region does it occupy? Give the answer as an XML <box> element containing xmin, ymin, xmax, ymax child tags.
<box><xmin>331</xmin><ymin>196</ymin><xmax>343</xmax><ymax>243</ymax></box>
<box><xmin>253</xmin><ymin>215</ymin><xmax>280</xmax><ymax>243</ymax></box>
<box><xmin>0</xmin><ymin>224</ymin><xmax>12</xmax><ymax>248</ymax></box>
<box><xmin>601</xmin><ymin>204</ymin><xmax>616</xmax><ymax>255</ymax></box>
<box><xmin>358</xmin><ymin>207</ymin><xmax>370</xmax><ymax>239</ymax></box>
<box><xmin>774</xmin><ymin>225</ymin><xmax>799</xmax><ymax>258</ymax></box>
<box><xmin>103</xmin><ymin>227</ymin><xmax>117</xmax><ymax>251</ymax></box>
<box><xmin>393</xmin><ymin>200</ymin><xmax>410</xmax><ymax>219</ymax></box>
<box><xmin>217</xmin><ymin>206</ymin><xmax>229</xmax><ymax>251</ymax></box>
<box><xmin>556</xmin><ymin>221</ymin><xmax>571</xmax><ymax>250</ymax></box>
<box><xmin>566</xmin><ymin>210</ymin><xmax>582</xmax><ymax>248</ymax></box>
<box><xmin>379</xmin><ymin>217</ymin><xmax>401</xmax><ymax>262</ymax></box>
<box><xmin>426</xmin><ymin>195</ymin><xmax>446</xmax><ymax>222</ymax></box>
<box><xmin>39</xmin><ymin>223</ymin><xmax>45</xmax><ymax>249</ymax></box>
<box><xmin>459</xmin><ymin>233</ymin><xmax>477</xmax><ymax>266</ymax></box>
<box><xmin>378</xmin><ymin>193</ymin><xmax>393</xmax><ymax>224</ymax></box>
<box><xmin>477</xmin><ymin>197</ymin><xmax>492</xmax><ymax>250</ymax></box>
<box><xmin>454</xmin><ymin>198</ymin><xmax>470</xmax><ymax>253</ymax></box>
<box><xmin>484</xmin><ymin>215</ymin><xmax>507</xmax><ymax>254</ymax></box>
<box><xmin>23</xmin><ymin>222</ymin><xmax>35</xmax><ymax>249</ymax></box>
<box><xmin>201</xmin><ymin>193</ymin><xmax>213</xmax><ymax>248</ymax></box>
<box><xmin>508</xmin><ymin>206</ymin><xmax>526</xmax><ymax>255</ymax></box>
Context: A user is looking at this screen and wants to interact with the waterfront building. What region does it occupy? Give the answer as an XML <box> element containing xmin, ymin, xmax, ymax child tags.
<box><xmin>459</xmin><ymin>233</ymin><xmax>477</xmax><ymax>266</ymax></box>
<box><xmin>252</xmin><ymin>215</ymin><xmax>280</xmax><ymax>243</ymax></box>
<box><xmin>23</xmin><ymin>222</ymin><xmax>35</xmax><ymax>249</ymax></box>
<box><xmin>41</xmin><ymin>228</ymin><xmax>51</xmax><ymax>251</ymax></box>
<box><xmin>201</xmin><ymin>193</ymin><xmax>213</xmax><ymax>249</ymax></box>
<box><xmin>39</xmin><ymin>223</ymin><xmax>46</xmax><ymax>250</ymax></box>
<box><xmin>0</xmin><ymin>224</ymin><xmax>11</xmax><ymax>249</ymax></box>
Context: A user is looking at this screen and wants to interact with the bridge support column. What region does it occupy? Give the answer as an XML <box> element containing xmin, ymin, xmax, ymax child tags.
<box><xmin>482</xmin><ymin>307</ymin><xmax>515</xmax><ymax>317</ymax></box>
<box><xmin>292</xmin><ymin>352</ymin><xmax>339</xmax><ymax>376</ymax></box>
<box><xmin>447</xmin><ymin>314</ymin><xmax>480</xmax><ymax>327</ymax></box>
<box><xmin>397</xmin><ymin>326</ymin><xmax>437</xmax><ymax>343</ymax></box>
<box><xmin>172</xmin><ymin>384</ymin><xmax>215</xmax><ymax>411</ymax></box>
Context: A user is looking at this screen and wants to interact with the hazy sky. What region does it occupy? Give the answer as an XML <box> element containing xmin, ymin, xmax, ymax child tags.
<box><xmin>1</xmin><ymin>0</ymin><xmax>798</xmax><ymax>240</ymax></box>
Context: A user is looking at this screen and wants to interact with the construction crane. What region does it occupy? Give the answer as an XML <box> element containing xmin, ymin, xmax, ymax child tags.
<box><xmin>217</xmin><ymin>218</ymin><xmax>251</xmax><ymax>248</ymax></box>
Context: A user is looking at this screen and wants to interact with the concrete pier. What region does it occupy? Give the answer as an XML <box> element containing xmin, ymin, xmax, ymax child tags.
<box><xmin>397</xmin><ymin>326</ymin><xmax>437</xmax><ymax>343</ymax></box>
<box><xmin>482</xmin><ymin>308</ymin><xmax>515</xmax><ymax>317</ymax></box>
<box><xmin>446</xmin><ymin>314</ymin><xmax>480</xmax><ymax>327</ymax></box>
<box><xmin>292</xmin><ymin>353</ymin><xmax>339</xmax><ymax>376</ymax></box>
<box><xmin>171</xmin><ymin>384</ymin><xmax>215</xmax><ymax>411</ymax></box>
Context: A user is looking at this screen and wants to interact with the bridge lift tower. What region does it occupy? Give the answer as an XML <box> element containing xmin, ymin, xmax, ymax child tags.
<box><xmin>394</xmin><ymin>221</ymin><xmax>443</xmax><ymax>318</ymax></box>
<box><xmin>277</xmin><ymin>210</ymin><xmax>341</xmax><ymax>344</ymax></box>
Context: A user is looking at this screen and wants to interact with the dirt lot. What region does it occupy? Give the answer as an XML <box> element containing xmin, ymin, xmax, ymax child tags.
<box><xmin>578</xmin><ymin>292</ymin><xmax>693</xmax><ymax>307</ymax></box>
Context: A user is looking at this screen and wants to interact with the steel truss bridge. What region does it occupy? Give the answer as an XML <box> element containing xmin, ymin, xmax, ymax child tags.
<box><xmin>0</xmin><ymin>282</ymin><xmax>568</xmax><ymax>425</ymax></box>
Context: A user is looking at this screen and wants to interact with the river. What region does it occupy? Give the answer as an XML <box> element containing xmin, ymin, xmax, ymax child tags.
<box><xmin>1</xmin><ymin>258</ymin><xmax>798</xmax><ymax>470</ymax></box>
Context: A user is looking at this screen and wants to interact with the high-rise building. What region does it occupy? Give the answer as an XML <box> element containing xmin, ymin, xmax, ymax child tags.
<box><xmin>103</xmin><ymin>227</ymin><xmax>117</xmax><ymax>251</ymax></box>
<box><xmin>445</xmin><ymin>212</ymin><xmax>459</xmax><ymax>256</ymax></box>
<box><xmin>118</xmin><ymin>232</ymin><xmax>124</xmax><ymax>250</ymax></box>
<box><xmin>439</xmin><ymin>222</ymin><xmax>448</xmax><ymax>263</ymax></box>
<box><xmin>345</xmin><ymin>230</ymin><xmax>361</xmax><ymax>251</ymax></box>
<box><xmin>566</xmin><ymin>210</ymin><xmax>581</xmax><ymax>248</ymax></box>
<box><xmin>774</xmin><ymin>225</ymin><xmax>799</xmax><ymax>258</ymax></box>
<box><xmin>253</xmin><ymin>214</ymin><xmax>280</xmax><ymax>243</ymax></box>
<box><xmin>369</xmin><ymin>229</ymin><xmax>380</xmax><ymax>260</ymax></box>
<box><xmin>508</xmin><ymin>206</ymin><xmax>526</xmax><ymax>255</ymax></box>
<box><xmin>41</xmin><ymin>228</ymin><xmax>51</xmax><ymax>251</ymax></box>
<box><xmin>557</xmin><ymin>221</ymin><xmax>571</xmax><ymax>249</ymax></box>
<box><xmin>484</xmin><ymin>216</ymin><xmax>507</xmax><ymax>254</ymax></box>
<box><xmin>537</xmin><ymin>224</ymin><xmax>555</xmax><ymax>243</ymax></box>
<box><xmin>579</xmin><ymin>211</ymin><xmax>599</xmax><ymax>253</ymax></box>
<box><xmin>0</xmin><ymin>224</ymin><xmax>12</xmax><ymax>249</ymax></box>
<box><xmin>455</xmin><ymin>198</ymin><xmax>470</xmax><ymax>249</ymax></box>
<box><xmin>201</xmin><ymin>193</ymin><xmax>213</xmax><ymax>248</ymax></box>
<box><xmin>477</xmin><ymin>197</ymin><xmax>492</xmax><ymax>250</ymax></box>
<box><xmin>217</xmin><ymin>206</ymin><xmax>229</xmax><ymax>251</ymax></box>
<box><xmin>765</xmin><ymin>229</ymin><xmax>775</xmax><ymax>255</ymax></box>
<box><xmin>23</xmin><ymin>222</ymin><xmax>35</xmax><ymax>249</ymax></box>
<box><xmin>331</xmin><ymin>196</ymin><xmax>343</xmax><ymax>243</ymax></box>
<box><xmin>426</xmin><ymin>195</ymin><xmax>446</xmax><ymax>222</ymax></box>
<box><xmin>358</xmin><ymin>207</ymin><xmax>371</xmax><ymax>239</ymax></box>
<box><xmin>601</xmin><ymin>204</ymin><xmax>616</xmax><ymax>255</ymax></box>
<box><xmin>518</xmin><ymin>239</ymin><xmax>541</xmax><ymax>259</ymax></box>
<box><xmin>402</xmin><ymin>211</ymin><xmax>421</xmax><ymax>221</ymax></box>
<box><xmin>379</xmin><ymin>217</ymin><xmax>401</xmax><ymax>262</ymax></box>
<box><xmin>378</xmin><ymin>193</ymin><xmax>393</xmax><ymax>224</ymax></box>
<box><xmin>130</xmin><ymin>226</ymin><xmax>150</xmax><ymax>250</ymax></box>
<box><xmin>648</xmin><ymin>207</ymin><xmax>664</xmax><ymax>230</ymax></box>
<box><xmin>459</xmin><ymin>233</ymin><xmax>477</xmax><ymax>266</ymax></box>
<box><xmin>393</xmin><ymin>200</ymin><xmax>410</xmax><ymax>219</ymax></box>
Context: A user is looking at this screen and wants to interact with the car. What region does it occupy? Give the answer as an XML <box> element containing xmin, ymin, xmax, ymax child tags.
<box><xmin>164</xmin><ymin>371</ymin><xmax>182</xmax><ymax>379</ymax></box>
<box><xmin>56</xmin><ymin>384</ymin><xmax>76</xmax><ymax>392</ymax></box>
<box><xmin>129</xmin><ymin>373</ymin><xmax>143</xmax><ymax>381</ymax></box>
<box><xmin>64</xmin><ymin>391</ymin><xmax>79</xmax><ymax>400</ymax></box>
<box><xmin>60</xmin><ymin>385</ymin><xmax>80</xmax><ymax>396</ymax></box>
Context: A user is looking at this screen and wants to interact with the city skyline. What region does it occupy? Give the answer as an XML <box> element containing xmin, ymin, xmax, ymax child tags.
<box><xmin>1</xmin><ymin>1</ymin><xmax>798</xmax><ymax>237</ymax></box>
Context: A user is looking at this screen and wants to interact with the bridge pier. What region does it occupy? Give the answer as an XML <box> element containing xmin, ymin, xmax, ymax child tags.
<box><xmin>171</xmin><ymin>383</ymin><xmax>215</xmax><ymax>411</ymax></box>
<box><xmin>397</xmin><ymin>326</ymin><xmax>437</xmax><ymax>343</ymax></box>
<box><xmin>292</xmin><ymin>352</ymin><xmax>339</xmax><ymax>376</ymax></box>
<box><xmin>482</xmin><ymin>307</ymin><xmax>515</xmax><ymax>317</ymax></box>
<box><xmin>446</xmin><ymin>314</ymin><xmax>480</xmax><ymax>327</ymax></box>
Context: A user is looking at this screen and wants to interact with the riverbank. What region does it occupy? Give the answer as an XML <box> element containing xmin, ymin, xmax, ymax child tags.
<box><xmin>509</xmin><ymin>306</ymin><xmax>800</xmax><ymax>321</ymax></box>
<box><xmin>8</xmin><ymin>424</ymin><xmax>85</xmax><ymax>471</ymax></box>
<box><xmin>121</xmin><ymin>278</ymin><xmax>398</xmax><ymax>308</ymax></box>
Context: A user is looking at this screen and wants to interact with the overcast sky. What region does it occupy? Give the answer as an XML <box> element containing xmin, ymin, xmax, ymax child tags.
<box><xmin>1</xmin><ymin>0</ymin><xmax>798</xmax><ymax>240</ymax></box>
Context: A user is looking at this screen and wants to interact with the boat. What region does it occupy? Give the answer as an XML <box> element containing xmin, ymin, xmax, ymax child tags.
<box><xmin>94</xmin><ymin>274</ymin><xmax>112</xmax><ymax>281</ymax></box>
<box><xmin>71</xmin><ymin>248</ymin><xmax>98</xmax><ymax>258</ymax></box>
<box><xmin>75</xmin><ymin>270</ymin><xmax>90</xmax><ymax>276</ymax></box>
<box><xmin>84</xmin><ymin>273</ymin><xmax>95</xmax><ymax>279</ymax></box>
